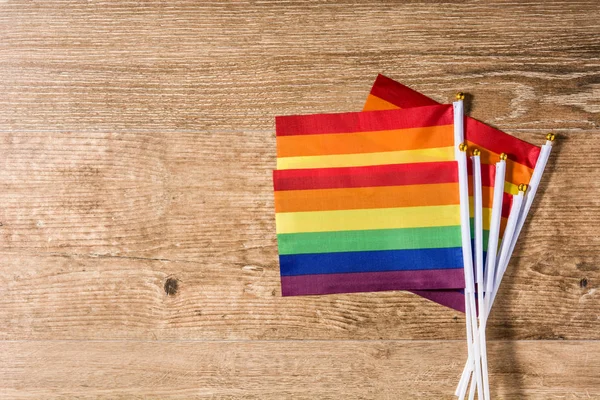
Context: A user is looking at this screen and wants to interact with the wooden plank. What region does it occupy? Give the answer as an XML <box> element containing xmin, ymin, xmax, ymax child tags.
<box><xmin>1</xmin><ymin>253</ymin><xmax>597</xmax><ymax>340</ymax></box>
<box><xmin>0</xmin><ymin>1</ymin><xmax>598</xmax><ymax>132</ymax></box>
<box><xmin>0</xmin><ymin>340</ymin><xmax>598</xmax><ymax>399</ymax></box>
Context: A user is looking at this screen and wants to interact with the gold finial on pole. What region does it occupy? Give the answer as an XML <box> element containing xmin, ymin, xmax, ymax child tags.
<box><xmin>518</xmin><ymin>183</ymin><xmax>528</xmax><ymax>193</ymax></box>
<box><xmin>456</xmin><ymin>92</ymin><xmax>465</xmax><ymax>101</ymax></box>
<box><xmin>546</xmin><ymin>133</ymin><xmax>556</xmax><ymax>141</ymax></box>
<box><xmin>499</xmin><ymin>153</ymin><xmax>508</xmax><ymax>161</ymax></box>
<box><xmin>472</xmin><ymin>148</ymin><xmax>481</xmax><ymax>156</ymax></box>
<box><xmin>459</xmin><ymin>143</ymin><xmax>468</xmax><ymax>152</ymax></box>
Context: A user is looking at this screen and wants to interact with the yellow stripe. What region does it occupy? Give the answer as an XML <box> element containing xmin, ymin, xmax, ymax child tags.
<box><xmin>275</xmin><ymin>205</ymin><xmax>461</xmax><ymax>234</ymax></box>
<box><xmin>504</xmin><ymin>181</ymin><xmax>519</xmax><ymax>195</ymax></box>
<box><xmin>277</xmin><ymin>146</ymin><xmax>455</xmax><ymax>170</ymax></box>
<box><xmin>468</xmin><ymin>204</ymin><xmax>494</xmax><ymax>231</ymax></box>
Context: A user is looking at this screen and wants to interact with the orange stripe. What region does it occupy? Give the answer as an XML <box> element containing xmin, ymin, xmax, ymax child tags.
<box><xmin>500</xmin><ymin>217</ymin><xmax>508</xmax><ymax>235</ymax></box>
<box><xmin>363</xmin><ymin>95</ymin><xmax>534</xmax><ymax>186</ymax></box>
<box><xmin>468</xmin><ymin>185</ymin><xmax>495</xmax><ymax>209</ymax></box>
<box><xmin>277</xmin><ymin>124</ymin><xmax>455</xmax><ymax>158</ymax></box>
<box><xmin>274</xmin><ymin>183</ymin><xmax>460</xmax><ymax>213</ymax></box>
<box><xmin>363</xmin><ymin>94</ymin><xmax>400</xmax><ymax>111</ymax></box>
<box><xmin>364</xmin><ymin>94</ymin><xmax>534</xmax><ymax>196</ymax></box>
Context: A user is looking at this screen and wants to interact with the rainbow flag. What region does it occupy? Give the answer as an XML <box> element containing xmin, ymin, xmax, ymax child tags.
<box><xmin>364</xmin><ymin>74</ymin><xmax>541</xmax><ymax>311</ymax></box>
<box><xmin>274</xmin><ymin>104</ymin><xmax>468</xmax><ymax>296</ymax></box>
<box><xmin>275</xmin><ymin>163</ymin><xmax>465</xmax><ymax>296</ymax></box>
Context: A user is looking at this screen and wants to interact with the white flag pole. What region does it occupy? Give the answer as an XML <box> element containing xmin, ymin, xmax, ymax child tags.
<box><xmin>456</xmin><ymin>156</ymin><xmax>506</xmax><ymax>398</ymax></box>
<box><xmin>478</xmin><ymin>156</ymin><xmax>506</xmax><ymax>400</ymax></box>
<box><xmin>489</xmin><ymin>134</ymin><xmax>554</xmax><ymax>308</ymax></box>
<box><xmin>468</xmin><ymin>150</ymin><xmax>486</xmax><ymax>400</ymax></box>
<box><xmin>456</xmin><ymin>355</ymin><xmax>472</xmax><ymax>397</ymax></box>
<box><xmin>489</xmin><ymin>189</ymin><xmax>525</xmax><ymax>308</ymax></box>
<box><xmin>454</xmin><ymin>95</ymin><xmax>484</xmax><ymax>400</ymax></box>
<box><xmin>457</xmin><ymin>134</ymin><xmax>554</xmax><ymax>397</ymax></box>
<box><xmin>483</xmin><ymin>156</ymin><xmax>508</xmax><ymax>322</ymax></box>
<box><xmin>462</xmin><ymin>151</ymin><xmax>486</xmax><ymax>400</ymax></box>
<box><xmin>458</xmin><ymin>191</ymin><xmax>524</xmax><ymax>400</ymax></box>
<box><xmin>458</xmin><ymin>190</ymin><xmax>524</xmax><ymax>398</ymax></box>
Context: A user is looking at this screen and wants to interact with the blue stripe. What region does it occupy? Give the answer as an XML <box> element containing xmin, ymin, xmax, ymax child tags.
<box><xmin>280</xmin><ymin>247</ymin><xmax>464</xmax><ymax>276</ymax></box>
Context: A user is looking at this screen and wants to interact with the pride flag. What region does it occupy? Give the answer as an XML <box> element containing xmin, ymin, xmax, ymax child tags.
<box><xmin>364</xmin><ymin>74</ymin><xmax>541</xmax><ymax>311</ymax></box>
<box><xmin>274</xmin><ymin>104</ymin><xmax>468</xmax><ymax>296</ymax></box>
<box><xmin>274</xmin><ymin>162</ymin><xmax>465</xmax><ymax>296</ymax></box>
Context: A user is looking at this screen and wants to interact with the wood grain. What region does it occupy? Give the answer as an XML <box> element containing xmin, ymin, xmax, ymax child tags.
<box><xmin>1</xmin><ymin>340</ymin><xmax>599</xmax><ymax>399</ymax></box>
<box><xmin>0</xmin><ymin>0</ymin><xmax>599</xmax><ymax>397</ymax></box>
<box><xmin>1</xmin><ymin>252</ymin><xmax>597</xmax><ymax>341</ymax></box>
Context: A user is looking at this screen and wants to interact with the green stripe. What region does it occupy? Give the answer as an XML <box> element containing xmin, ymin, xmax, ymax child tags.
<box><xmin>277</xmin><ymin>225</ymin><xmax>462</xmax><ymax>255</ymax></box>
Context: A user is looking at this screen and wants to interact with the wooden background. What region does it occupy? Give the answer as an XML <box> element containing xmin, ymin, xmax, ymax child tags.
<box><xmin>0</xmin><ymin>0</ymin><xmax>599</xmax><ymax>398</ymax></box>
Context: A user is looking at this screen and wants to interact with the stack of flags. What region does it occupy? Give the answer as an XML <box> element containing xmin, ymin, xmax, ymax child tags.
<box><xmin>272</xmin><ymin>74</ymin><xmax>554</xmax><ymax>399</ymax></box>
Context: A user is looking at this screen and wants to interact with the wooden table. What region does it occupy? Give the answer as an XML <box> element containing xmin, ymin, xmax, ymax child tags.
<box><xmin>1</xmin><ymin>1</ymin><xmax>598</xmax><ymax>398</ymax></box>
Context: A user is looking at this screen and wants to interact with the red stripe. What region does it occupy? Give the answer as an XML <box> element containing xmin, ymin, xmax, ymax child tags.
<box><xmin>468</xmin><ymin>162</ymin><xmax>495</xmax><ymax>187</ymax></box>
<box><xmin>369</xmin><ymin>75</ymin><xmax>541</xmax><ymax>169</ymax></box>
<box><xmin>502</xmin><ymin>192</ymin><xmax>512</xmax><ymax>218</ymax></box>
<box><xmin>273</xmin><ymin>161</ymin><xmax>458</xmax><ymax>191</ymax></box>
<box><xmin>370</xmin><ymin>74</ymin><xmax>439</xmax><ymax>108</ymax></box>
<box><xmin>466</xmin><ymin>162</ymin><xmax>511</xmax><ymax>217</ymax></box>
<box><xmin>465</xmin><ymin>118</ymin><xmax>540</xmax><ymax>170</ymax></box>
<box><xmin>276</xmin><ymin>103</ymin><xmax>453</xmax><ymax>136</ymax></box>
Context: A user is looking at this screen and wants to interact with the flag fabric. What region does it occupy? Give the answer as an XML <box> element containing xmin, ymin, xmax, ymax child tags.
<box><xmin>274</xmin><ymin>104</ymin><xmax>468</xmax><ymax>296</ymax></box>
<box><xmin>364</xmin><ymin>74</ymin><xmax>542</xmax><ymax>311</ymax></box>
<box><xmin>274</xmin><ymin>163</ymin><xmax>465</xmax><ymax>296</ymax></box>
<box><xmin>276</xmin><ymin>104</ymin><xmax>456</xmax><ymax>170</ymax></box>
<box><xmin>365</xmin><ymin>74</ymin><xmax>540</xmax><ymax>219</ymax></box>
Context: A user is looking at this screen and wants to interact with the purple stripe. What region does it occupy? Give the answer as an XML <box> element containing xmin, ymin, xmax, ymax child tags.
<box><xmin>281</xmin><ymin>269</ymin><xmax>465</xmax><ymax>296</ymax></box>
<box><xmin>410</xmin><ymin>290</ymin><xmax>466</xmax><ymax>313</ymax></box>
